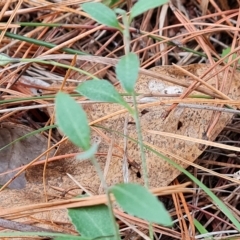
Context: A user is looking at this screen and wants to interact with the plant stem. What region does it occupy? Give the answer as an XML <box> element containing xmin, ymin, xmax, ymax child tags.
<box><xmin>90</xmin><ymin>156</ymin><xmax>120</xmax><ymax>240</ymax></box>
<box><xmin>107</xmin><ymin>192</ymin><xmax>120</xmax><ymax>240</ymax></box>
<box><xmin>132</xmin><ymin>92</ymin><xmax>148</xmax><ymax>188</ymax></box>
<box><xmin>133</xmin><ymin>92</ymin><xmax>153</xmax><ymax>239</ymax></box>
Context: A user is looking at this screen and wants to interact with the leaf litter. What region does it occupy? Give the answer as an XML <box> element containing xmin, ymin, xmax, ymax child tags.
<box><xmin>1</xmin><ymin>64</ymin><xmax>239</xmax><ymax>229</ymax></box>
<box><xmin>0</xmin><ymin>1</ymin><xmax>239</xmax><ymax>238</ymax></box>
<box><xmin>0</xmin><ymin>122</ymin><xmax>54</xmax><ymax>189</ymax></box>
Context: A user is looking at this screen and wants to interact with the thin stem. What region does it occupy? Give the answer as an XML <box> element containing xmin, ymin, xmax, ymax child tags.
<box><xmin>132</xmin><ymin>92</ymin><xmax>148</xmax><ymax>187</ymax></box>
<box><xmin>107</xmin><ymin>192</ymin><xmax>120</xmax><ymax>240</ymax></box>
<box><xmin>90</xmin><ymin>156</ymin><xmax>120</xmax><ymax>240</ymax></box>
<box><xmin>132</xmin><ymin>93</ymin><xmax>154</xmax><ymax>240</ymax></box>
<box><xmin>122</xmin><ymin>13</ymin><xmax>130</xmax><ymax>54</ymax></box>
<box><xmin>149</xmin><ymin>223</ymin><xmax>154</xmax><ymax>240</ymax></box>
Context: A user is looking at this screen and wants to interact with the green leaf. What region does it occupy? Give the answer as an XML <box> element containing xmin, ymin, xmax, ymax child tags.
<box><xmin>116</xmin><ymin>52</ymin><xmax>139</xmax><ymax>93</ymax></box>
<box><xmin>103</xmin><ymin>0</ymin><xmax>120</xmax><ymax>7</ymax></box>
<box><xmin>55</xmin><ymin>92</ymin><xmax>90</xmax><ymax>150</ymax></box>
<box><xmin>194</xmin><ymin>219</ymin><xmax>213</xmax><ymax>240</ymax></box>
<box><xmin>0</xmin><ymin>53</ymin><xmax>13</xmax><ymax>66</ymax></box>
<box><xmin>81</xmin><ymin>2</ymin><xmax>121</xmax><ymax>29</ymax></box>
<box><xmin>221</xmin><ymin>47</ymin><xmax>240</xmax><ymax>64</ymax></box>
<box><xmin>77</xmin><ymin>79</ymin><xmax>133</xmax><ymax>113</ymax></box>
<box><xmin>194</xmin><ymin>219</ymin><xmax>209</xmax><ymax>235</ymax></box>
<box><xmin>114</xmin><ymin>8</ymin><xmax>126</xmax><ymax>15</ymax></box>
<box><xmin>54</xmin><ymin>237</ymin><xmax>85</xmax><ymax>240</ymax></box>
<box><xmin>77</xmin><ymin>142</ymin><xmax>99</xmax><ymax>160</ymax></box>
<box><xmin>111</xmin><ymin>183</ymin><xmax>172</xmax><ymax>226</ymax></box>
<box><xmin>55</xmin><ymin>237</ymin><xmax>113</xmax><ymax>240</ymax></box>
<box><xmin>68</xmin><ymin>205</ymin><xmax>116</xmax><ymax>239</ymax></box>
<box><xmin>130</xmin><ymin>0</ymin><xmax>169</xmax><ymax>21</ymax></box>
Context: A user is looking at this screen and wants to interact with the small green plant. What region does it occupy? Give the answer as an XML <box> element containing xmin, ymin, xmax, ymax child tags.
<box><xmin>1</xmin><ymin>1</ymin><xmax>239</xmax><ymax>239</ymax></box>
<box><xmin>55</xmin><ymin>1</ymin><xmax>171</xmax><ymax>239</ymax></box>
<box><xmin>52</xmin><ymin>0</ymin><xmax>240</xmax><ymax>238</ymax></box>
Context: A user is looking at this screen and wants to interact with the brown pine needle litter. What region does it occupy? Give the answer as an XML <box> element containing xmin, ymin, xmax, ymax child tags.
<box><xmin>0</xmin><ymin>0</ymin><xmax>240</xmax><ymax>239</ymax></box>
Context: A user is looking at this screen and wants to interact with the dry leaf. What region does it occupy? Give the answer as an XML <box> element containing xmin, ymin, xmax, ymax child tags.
<box><xmin>2</xmin><ymin>64</ymin><xmax>239</xmax><ymax>193</ymax></box>
<box><xmin>56</xmin><ymin>64</ymin><xmax>240</xmax><ymax>193</ymax></box>
<box><xmin>0</xmin><ymin>123</ymin><xmax>52</xmax><ymax>189</ymax></box>
<box><xmin>0</xmin><ymin>64</ymin><xmax>239</xmax><ymax>226</ymax></box>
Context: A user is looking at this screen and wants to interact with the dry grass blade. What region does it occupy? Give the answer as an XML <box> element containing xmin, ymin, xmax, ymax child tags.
<box><xmin>0</xmin><ymin>183</ymin><xmax>192</xmax><ymax>218</ymax></box>
<box><xmin>147</xmin><ymin>130</ymin><xmax>240</xmax><ymax>153</ymax></box>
